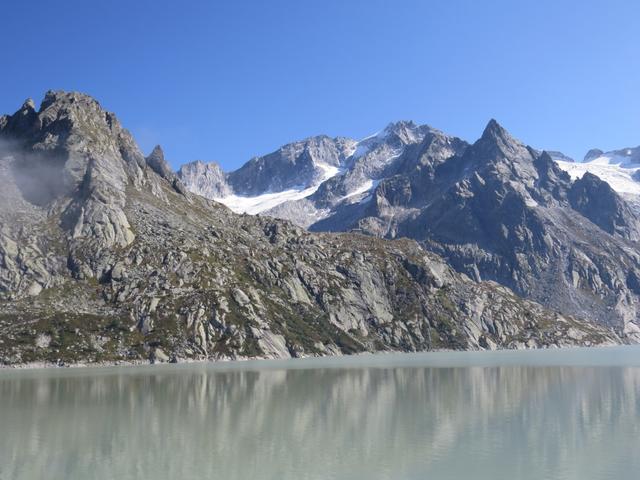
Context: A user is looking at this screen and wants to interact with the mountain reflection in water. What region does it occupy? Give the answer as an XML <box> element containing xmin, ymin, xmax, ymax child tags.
<box><xmin>1</xmin><ymin>349</ymin><xmax>640</xmax><ymax>480</ymax></box>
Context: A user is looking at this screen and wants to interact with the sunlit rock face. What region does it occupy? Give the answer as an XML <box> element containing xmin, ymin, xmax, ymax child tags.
<box><xmin>178</xmin><ymin>160</ymin><xmax>232</xmax><ymax>199</ymax></box>
<box><xmin>0</xmin><ymin>92</ymin><xmax>147</xmax><ymax>251</ymax></box>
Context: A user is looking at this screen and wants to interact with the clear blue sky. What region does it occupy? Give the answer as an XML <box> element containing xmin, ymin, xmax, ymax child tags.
<box><xmin>1</xmin><ymin>0</ymin><xmax>639</xmax><ymax>169</ymax></box>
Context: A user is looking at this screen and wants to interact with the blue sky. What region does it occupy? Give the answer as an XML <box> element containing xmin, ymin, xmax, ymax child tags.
<box><xmin>1</xmin><ymin>0</ymin><xmax>639</xmax><ymax>170</ymax></box>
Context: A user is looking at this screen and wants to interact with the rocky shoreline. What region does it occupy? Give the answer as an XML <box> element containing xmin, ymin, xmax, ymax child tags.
<box><xmin>1</xmin><ymin>341</ymin><xmax>625</xmax><ymax>371</ymax></box>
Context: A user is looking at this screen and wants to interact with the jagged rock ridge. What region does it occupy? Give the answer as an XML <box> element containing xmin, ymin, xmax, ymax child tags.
<box><xmin>179</xmin><ymin>116</ymin><xmax>640</xmax><ymax>340</ymax></box>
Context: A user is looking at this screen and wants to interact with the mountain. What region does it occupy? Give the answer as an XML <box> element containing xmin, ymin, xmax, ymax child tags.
<box><xmin>178</xmin><ymin>160</ymin><xmax>231</xmax><ymax>198</ymax></box>
<box><xmin>177</xmin><ymin>136</ymin><xmax>355</xmax><ymax>215</ymax></box>
<box><xmin>180</xmin><ymin>119</ymin><xmax>640</xmax><ymax>340</ymax></box>
<box><xmin>1</xmin><ymin>91</ymin><xmax>614</xmax><ymax>367</ymax></box>
<box><xmin>180</xmin><ymin>121</ymin><xmax>467</xmax><ymax>225</ymax></box>
<box><xmin>229</xmin><ymin>135</ymin><xmax>355</xmax><ymax>196</ymax></box>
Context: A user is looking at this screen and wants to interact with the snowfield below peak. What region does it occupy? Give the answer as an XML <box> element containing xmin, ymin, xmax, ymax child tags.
<box><xmin>555</xmin><ymin>154</ymin><xmax>640</xmax><ymax>214</ymax></box>
<box><xmin>341</xmin><ymin>179</ymin><xmax>380</xmax><ymax>203</ymax></box>
<box><xmin>213</xmin><ymin>163</ymin><xmax>342</xmax><ymax>214</ymax></box>
<box><xmin>556</xmin><ymin>160</ymin><xmax>640</xmax><ymax>196</ymax></box>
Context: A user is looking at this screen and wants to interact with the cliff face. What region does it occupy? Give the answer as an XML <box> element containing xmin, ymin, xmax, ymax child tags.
<box><xmin>0</xmin><ymin>92</ymin><xmax>617</xmax><ymax>366</ymax></box>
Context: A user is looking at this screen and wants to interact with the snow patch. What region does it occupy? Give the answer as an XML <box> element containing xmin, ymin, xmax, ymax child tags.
<box><xmin>587</xmin><ymin>154</ymin><xmax>640</xmax><ymax>168</ymax></box>
<box><xmin>351</xmin><ymin>128</ymin><xmax>391</xmax><ymax>159</ymax></box>
<box><xmin>214</xmin><ymin>163</ymin><xmax>342</xmax><ymax>215</ymax></box>
<box><xmin>316</xmin><ymin>163</ymin><xmax>341</xmax><ymax>178</ymax></box>
<box><xmin>556</xmin><ymin>160</ymin><xmax>640</xmax><ymax>196</ymax></box>
<box><xmin>341</xmin><ymin>179</ymin><xmax>380</xmax><ymax>203</ymax></box>
<box><xmin>352</xmin><ymin>143</ymin><xmax>370</xmax><ymax>159</ymax></box>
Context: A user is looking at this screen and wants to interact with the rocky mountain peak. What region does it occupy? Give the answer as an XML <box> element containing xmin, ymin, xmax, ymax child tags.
<box><xmin>0</xmin><ymin>98</ymin><xmax>39</xmax><ymax>137</ymax></box>
<box><xmin>35</xmin><ymin>90</ymin><xmax>122</xmax><ymax>138</ymax></box>
<box><xmin>146</xmin><ymin>145</ymin><xmax>172</xmax><ymax>178</ymax></box>
<box><xmin>531</xmin><ymin>151</ymin><xmax>572</xmax><ymax>200</ymax></box>
<box><xmin>386</xmin><ymin>120</ymin><xmax>417</xmax><ymax>130</ymax></box>
<box><xmin>536</xmin><ymin>150</ymin><xmax>571</xmax><ymax>174</ymax></box>
<box><xmin>465</xmin><ymin>119</ymin><xmax>536</xmax><ymax>180</ymax></box>
<box><xmin>150</xmin><ymin>144</ymin><xmax>164</xmax><ymax>156</ymax></box>
<box><xmin>479</xmin><ymin>118</ymin><xmax>519</xmax><ymax>147</ymax></box>
<box><xmin>227</xmin><ymin>135</ymin><xmax>352</xmax><ymax>197</ymax></box>
<box><xmin>145</xmin><ymin>145</ymin><xmax>187</xmax><ymax>194</ymax></box>
<box><xmin>21</xmin><ymin>98</ymin><xmax>36</xmax><ymax>112</ymax></box>
<box><xmin>575</xmin><ymin>146</ymin><xmax>640</xmax><ymax>184</ymax></box>
<box><xmin>40</xmin><ymin>89</ymin><xmax>98</xmax><ymax>110</ymax></box>
<box><xmin>374</xmin><ymin>120</ymin><xmax>436</xmax><ymax>149</ymax></box>
<box><xmin>9</xmin><ymin>90</ymin><xmax>144</xmax><ymax>170</ymax></box>
<box><xmin>0</xmin><ymin>90</ymin><xmax>152</xmax><ymax>248</ymax></box>
<box><xmin>178</xmin><ymin>160</ymin><xmax>231</xmax><ymax>198</ymax></box>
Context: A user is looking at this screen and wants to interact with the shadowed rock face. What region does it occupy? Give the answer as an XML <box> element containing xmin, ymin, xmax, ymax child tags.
<box><xmin>310</xmin><ymin>120</ymin><xmax>640</xmax><ymax>337</ymax></box>
<box><xmin>145</xmin><ymin>145</ymin><xmax>173</xmax><ymax>180</ymax></box>
<box><xmin>228</xmin><ymin>135</ymin><xmax>355</xmax><ymax>196</ymax></box>
<box><xmin>568</xmin><ymin>172</ymin><xmax>640</xmax><ymax>240</ymax></box>
<box><xmin>0</xmin><ymin>91</ymin><xmax>618</xmax><ymax>366</ymax></box>
<box><xmin>144</xmin><ymin>145</ymin><xmax>187</xmax><ymax>195</ymax></box>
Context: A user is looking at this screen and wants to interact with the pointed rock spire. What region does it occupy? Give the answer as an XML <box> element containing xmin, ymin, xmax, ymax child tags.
<box><xmin>145</xmin><ymin>145</ymin><xmax>188</xmax><ymax>195</ymax></box>
<box><xmin>149</xmin><ymin>145</ymin><xmax>165</xmax><ymax>161</ymax></box>
<box><xmin>1</xmin><ymin>97</ymin><xmax>39</xmax><ymax>136</ymax></box>
<box><xmin>145</xmin><ymin>145</ymin><xmax>174</xmax><ymax>180</ymax></box>
<box><xmin>474</xmin><ymin>118</ymin><xmax>528</xmax><ymax>160</ymax></box>
<box><xmin>480</xmin><ymin>118</ymin><xmax>511</xmax><ymax>142</ymax></box>
<box><xmin>21</xmin><ymin>98</ymin><xmax>36</xmax><ymax>112</ymax></box>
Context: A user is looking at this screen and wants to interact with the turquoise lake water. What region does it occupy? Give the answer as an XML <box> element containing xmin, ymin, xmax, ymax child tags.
<box><xmin>1</xmin><ymin>346</ymin><xmax>639</xmax><ymax>480</ymax></box>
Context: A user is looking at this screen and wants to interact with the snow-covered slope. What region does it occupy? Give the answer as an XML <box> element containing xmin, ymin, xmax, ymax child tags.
<box><xmin>180</xmin><ymin>121</ymin><xmax>640</xmax><ymax>221</ymax></box>
<box><xmin>178</xmin><ymin>135</ymin><xmax>355</xmax><ymax>209</ymax></box>
<box><xmin>556</xmin><ymin>160</ymin><xmax>640</xmax><ymax>196</ymax></box>
<box><xmin>213</xmin><ymin>163</ymin><xmax>341</xmax><ymax>214</ymax></box>
<box><xmin>555</xmin><ymin>146</ymin><xmax>640</xmax><ymax>211</ymax></box>
<box><xmin>205</xmin><ymin>123</ymin><xmax>419</xmax><ymax>215</ymax></box>
<box><xmin>179</xmin><ymin>121</ymin><xmax>465</xmax><ymax>225</ymax></box>
<box><xmin>585</xmin><ymin>147</ymin><xmax>640</xmax><ymax>166</ymax></box>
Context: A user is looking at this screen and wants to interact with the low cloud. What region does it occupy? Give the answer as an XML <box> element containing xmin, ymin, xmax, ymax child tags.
<box><xmin>0</xmin><ymin>139</ymin><xmax>69</xmax><ymax>207</ymax></box>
